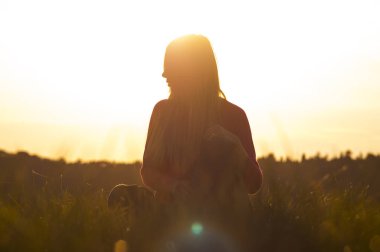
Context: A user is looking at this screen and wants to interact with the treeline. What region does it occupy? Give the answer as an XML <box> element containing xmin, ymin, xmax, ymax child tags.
<box><xmin>1</xmin><ymin>150</ymin><xmax>379</xmax><ymax>199</ymax></box>
<box><xmin>258</xmin><ymin>151</ymin><xmax>380</xmax><ymax>200</ymax></box>
<box><xmin>0</xmin><ymin>150</ymin><xmax>142</xmax><ymax>201</ymax></box>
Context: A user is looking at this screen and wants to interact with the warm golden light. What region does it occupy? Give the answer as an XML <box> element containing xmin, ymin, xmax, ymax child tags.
<box><xmin>0</xmin><ymin>0</ymin><xmax>379</xmax><ymax>161</ymax></box>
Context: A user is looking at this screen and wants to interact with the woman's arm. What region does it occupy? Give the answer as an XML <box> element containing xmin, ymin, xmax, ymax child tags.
<box><xmin>140</xmin><ymin>158</ymin><xmax>176</xmax><ymax>193</ymax></box>
<box><xmin>235</xmin><ymin>109</ymin><xmax>263</xmax><ymax>194</ymax></box>
<box><xmin>140</xmin><ymin>100</ymin><xmax>177</xmax><ymax>194</ymax></box>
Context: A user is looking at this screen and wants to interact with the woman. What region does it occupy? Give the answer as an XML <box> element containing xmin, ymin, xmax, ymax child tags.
<box><xmin>141</xmin><ymin>35</ymin><xmax>262</xmax><ymax>251</ymax></box>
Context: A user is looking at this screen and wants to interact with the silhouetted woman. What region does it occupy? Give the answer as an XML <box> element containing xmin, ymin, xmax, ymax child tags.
<box><xmin>141</xmin><ymin>35</ymin><xmax>262</xmax><ymax>252</ymax></box>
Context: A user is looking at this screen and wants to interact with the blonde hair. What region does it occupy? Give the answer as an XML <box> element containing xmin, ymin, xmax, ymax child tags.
<box><xmin>147</xmin><ymin>35</ymin><xmax>225</xmax><ymax>176</ymax></box>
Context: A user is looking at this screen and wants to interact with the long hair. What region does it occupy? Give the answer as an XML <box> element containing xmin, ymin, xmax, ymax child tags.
<box><xmin>147</xmin><ymin>35</ymin><xmax>226</xmax><ymax>176</ymax></box>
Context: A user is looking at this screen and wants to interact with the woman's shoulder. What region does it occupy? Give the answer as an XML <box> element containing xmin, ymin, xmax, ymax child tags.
<box><xmin>154</xmin><ymin>99</ymin><xmax>169</xmax><ymax>107</ymax></box>
<box><xmin>153</xmin><ymin>99</ymin><xmax>169</xmax><ymax>112</ymax></box>
<box><xmin>219</xmin><ymin>98</ymin><xmax>247</xmax><ymax>117</ymax></box>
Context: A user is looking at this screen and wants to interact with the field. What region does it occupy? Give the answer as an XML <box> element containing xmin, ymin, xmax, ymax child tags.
<box><xmin>0</xmin><ymin>150</ymin><xmax>379</xmax><ymax>252</ymax></box>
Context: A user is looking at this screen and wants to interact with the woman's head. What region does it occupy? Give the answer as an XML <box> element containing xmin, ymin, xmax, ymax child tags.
<box><xmin>163</xmin><ymin>35</ymin><xmax>224</xmax><ymax>101</ymax></box>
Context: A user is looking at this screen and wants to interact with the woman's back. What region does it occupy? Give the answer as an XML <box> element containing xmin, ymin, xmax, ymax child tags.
<box><xmin>142</xmin><ymin>97</ymin><xmax>262</xmax><ymax>197</ymax></box>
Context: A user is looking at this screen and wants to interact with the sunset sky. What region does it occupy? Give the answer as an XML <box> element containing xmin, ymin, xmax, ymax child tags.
<box><xmin>1</xmin><ymin>0</ymin><xmax>379</xmax><ymax>162</ymax></box>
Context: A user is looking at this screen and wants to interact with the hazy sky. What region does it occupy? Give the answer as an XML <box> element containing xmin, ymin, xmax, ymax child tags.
<box><xmin>1</xmin><ymin>0</ymin><xmax>379</xmax><ymax>162</ymax></box>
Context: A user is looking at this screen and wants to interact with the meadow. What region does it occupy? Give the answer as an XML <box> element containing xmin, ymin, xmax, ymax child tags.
<box><xmin>0</xmin><ymin>150</ymin><xmax>379</xmax><ymax>252</ymax></box>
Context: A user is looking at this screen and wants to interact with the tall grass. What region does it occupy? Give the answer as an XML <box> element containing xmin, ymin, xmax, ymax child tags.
<box><xmin>249</xmin><ymin>154</ymin><xmax>380</xmax><ymax>252</ymax></box>
<box><xmin>0</xmin><ymin>189</ymin><xmax>128</xmax><ymax>252</ymax></box>
<box><xmin>0</xmin><ymin>150</ymin><xmax>379</xmax><ymax>251</ymax></box>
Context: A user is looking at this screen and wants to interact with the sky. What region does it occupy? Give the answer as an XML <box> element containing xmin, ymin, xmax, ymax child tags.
<box><xmin>0</xmin><ymin>0</ymin><xmax>379</xmax><ymax>162</ymax></box>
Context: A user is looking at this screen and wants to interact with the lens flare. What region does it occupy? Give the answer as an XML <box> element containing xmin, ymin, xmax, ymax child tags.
<box><xmin>191</xmin><ymin>222</ymin><xmax>203</xmax><ymax>236</ymax></box>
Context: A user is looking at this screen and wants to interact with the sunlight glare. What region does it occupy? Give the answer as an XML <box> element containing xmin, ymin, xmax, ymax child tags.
<box><xmin>191</xmin><ymin>222</ymin><xmax>203</xmax><ymax>236</ymax></box>
<box><xmin>0</xmin><ymin>0</ymin><xmax>379</xmax><ymax>161</ymax></box>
